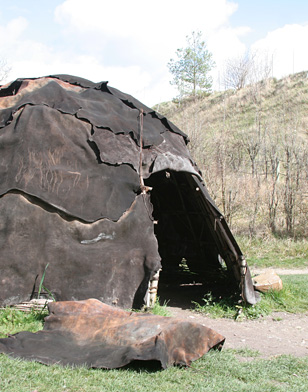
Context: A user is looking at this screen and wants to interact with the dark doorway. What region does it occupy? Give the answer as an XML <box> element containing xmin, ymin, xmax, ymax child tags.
<box><xmin>145</xmin><ymin>171</ymin><xmax>235</xmax><ymax>308</ymax></box>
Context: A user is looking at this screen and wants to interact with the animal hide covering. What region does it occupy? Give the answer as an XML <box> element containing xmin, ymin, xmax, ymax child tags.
<box><xmin>0</xmin><ymin>299</ymin><xmax>225</xmax><ymax>369</ymax></box>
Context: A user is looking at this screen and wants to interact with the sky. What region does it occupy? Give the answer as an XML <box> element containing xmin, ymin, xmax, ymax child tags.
<box><xmin>1</xmin><ymin>0</ymin><xmax>308</xmax><ymax>106</ymax></box>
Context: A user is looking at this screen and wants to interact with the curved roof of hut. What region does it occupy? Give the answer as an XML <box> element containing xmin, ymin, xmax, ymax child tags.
<box><xmin>0</xmin><ymin>75</ymin><xmax>259</xmax><ymax>306</ymax></box>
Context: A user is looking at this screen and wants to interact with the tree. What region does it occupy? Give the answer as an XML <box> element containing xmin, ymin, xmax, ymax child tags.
<box><xmin>223</xmin><ymin>51</ymin><xmax>272</xmax><ymax>91</ymax></box>
<box><xmin>223</xmin><ymin>53</ymin><xmax>252</xmax><ymax>90</ymax></box>
<box><xmin>168</xmin><ymin>31</ymin><xmax>215</xmax><ymax>98</ymax></box>
<box><xmin>0</xmin><ymin>58</ymin><xmax>11</xmax><ymax>84</ymax></box>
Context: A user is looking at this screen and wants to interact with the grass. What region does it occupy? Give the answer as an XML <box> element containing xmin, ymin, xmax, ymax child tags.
<box><xmin>159</xmin><ymin>72</ymin><xmax>308</xmax><ymax>241</ymax></box>
<box><xmin>192</xmin><ymin>274</ymin><xmax>308</xmax><ymax>320</ymax></box>
<box><xmin>0</xmin><ymin>277</ymin><xmax>307</xmax><ymax>391</ymax></box>
<box><xmin>0</xmin><ymin>300</ymin><xmax>170</xmax><ymax>340</ymax></box>
<box><xmin>128</xmin><ymin>298</ymin><xmax>172</xmax><ymax>317</ymax></box>
<box><xmin>1</xmin><ymin>347</ymin><xmax>308</xmax><ymax>391</ymax></box>
<box><xmin>0</xmin><ymin>235</ymin><xmax>307</xmax><ymax>391</ymax></box>
<box><xmin>145</xmin><ymin>298</ymin><xmax>171</xmax><ymax>317</ymax></box>
<box><xmin>236</xmin><ymin>236</ymin><xmax>308</xmax><ymax>269</ymax></box>
<box><xmin>0</xmin><ymin>308</ymin><xmax>46</xmax><ymax>338</ymax></box>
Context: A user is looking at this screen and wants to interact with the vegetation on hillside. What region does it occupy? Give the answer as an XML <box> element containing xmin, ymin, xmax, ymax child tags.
<box><xmin>155</xmin><ymin>71</ymin><xmax>308</xmax><ymax>238</ymax></box>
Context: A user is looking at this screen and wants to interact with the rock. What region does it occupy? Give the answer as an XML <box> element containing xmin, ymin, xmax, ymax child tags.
<box><xmin>253</xmin><ymin>269</ymin><xmax>283</xmax><ymax>292</ymax></box>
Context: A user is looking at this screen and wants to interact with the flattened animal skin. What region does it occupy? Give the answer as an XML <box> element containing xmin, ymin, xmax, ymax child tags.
<box><xmin>0</xmin><ymin>299</ymin><xmax>225</xmax><ymax>369</ymax></box>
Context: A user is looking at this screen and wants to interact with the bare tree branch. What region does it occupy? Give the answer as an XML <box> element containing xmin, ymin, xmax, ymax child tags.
<box><xmin>0</xmin><ymin>58</ymin><xmax>11</xmax><ymax>84</ymax></box>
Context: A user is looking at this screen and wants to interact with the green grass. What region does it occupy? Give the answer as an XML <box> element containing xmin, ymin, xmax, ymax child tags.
<box><xmin>1</xmin><ymin>348</ymin><xmax>308</xmax><ymax>392</ymax></box>
<box><xmin>129</xmin><ymin>298</ymin><xmax>172</xmax><ymax>317</ymax></box>
<box><xmin>0</xmin><ymin>308</ymin><xmax>46</xmax><ymax>338</ymax></box>
<box><xmin>0</xmin><ymin>276</ymin><xmax>308</xmax><ymax>391</ymax></box>
<box><xmin>193</xmin><ymin>274</ymin><xmax>308</xmax><ymax>320</ymax></box>
<box><xmin>146</xmin><ymin>298</ymin><xmax>171</xmax><ymax>317</ymax></box>
<box><xmin>0</xmin><ymin>235</ymin><xmax>307</xmax><ymax>391</ymax></box>
<box><xmin>0</xmin><ymin>301</ymin><xmax>170</xmax><ymax>341</ymax></box>
<box><xmin>237</xmin><ymin>236</ymin><xmax>308</xmax><ymax>269</ymax></box>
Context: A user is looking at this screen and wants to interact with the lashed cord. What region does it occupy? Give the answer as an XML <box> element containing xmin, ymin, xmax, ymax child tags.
<box><xmin>139</xmin><ymin>109</ymin><xmax>145</xmax><ymax>190</ymax></box>
<box><xmin>138</xmin><ymin>108</ymin><xmax>154</xmax><ymax>221</ymax></box>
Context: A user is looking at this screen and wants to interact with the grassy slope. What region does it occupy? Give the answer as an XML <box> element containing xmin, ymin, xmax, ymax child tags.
<box><xmin>237</xmin><ymin>236</ymin><xmax>308</xmax><ymax>269</ymax></box>
<box><xmin>155</xmin><ymin>71</ymin><xmax>308</xmax><ymax>140</ymax></box>
<box><xmin>155</xmin><ymin>72</ymin><xmax>308</xmax><ymax>265</ymax></box>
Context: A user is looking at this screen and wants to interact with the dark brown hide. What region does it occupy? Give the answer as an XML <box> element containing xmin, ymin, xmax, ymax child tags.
<box><xmin>0</xmin><ymin>192</ymin><xmax>160</xmax><ymax>308</ymax></box>
<box><xmin>0</xmin><ymin>75</ymin><xmax>259</xmax><ymax>307</ymax></box>
<box><xmin>0</xmin><ymin>299</ymin><xmax>225</xmax><ymax>369</ymax></box>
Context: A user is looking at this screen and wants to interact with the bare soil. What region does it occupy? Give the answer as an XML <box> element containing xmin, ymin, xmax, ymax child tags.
<box><xmin>164</xmin><ymin>269</ymin><xmax>308</xmax><ymax>358</ymax></box>
<box><xmin>168</xmin><ymin>307</ymin><xmax>308</xmax><ymax>357</ymax></box>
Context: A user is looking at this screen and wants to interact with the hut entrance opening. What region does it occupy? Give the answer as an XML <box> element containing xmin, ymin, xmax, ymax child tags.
<box><xmin>145</xmin><ymin>171</ymin><xmax>235</xmax><ymax>308</ymax></box>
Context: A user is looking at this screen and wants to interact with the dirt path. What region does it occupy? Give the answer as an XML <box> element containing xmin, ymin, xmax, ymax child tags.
<box><xmin>166</xmin><ymin>268</ymin><xmax>308</xmax><ymax>358</ymax></box>
<box><xmin>168</xmin><ymin>307</ymin><xmax>308</xmax><ymax>357</ymax></box>
<box><xmin>251</xmin><ymin>267</ymin><xmax>308</xmax><ymax>276</ymax></box>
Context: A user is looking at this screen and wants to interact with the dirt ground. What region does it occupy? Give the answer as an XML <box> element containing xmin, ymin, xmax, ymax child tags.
<box><xmin>165</xmin><ymin>268</ymin><xmax>308</xmax><ymax>358</ymax></box>
<box><xmin>168</xmin><ymin>307</ymin><xmax>308</xmax><ymax>357</ymax></box>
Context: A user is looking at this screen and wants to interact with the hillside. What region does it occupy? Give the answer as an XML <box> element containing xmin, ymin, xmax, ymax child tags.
<box><xmin>155</xmin><ymin>71</ymin><xmax>308</xmax><ymax>140</ymax></box>
<box><xmin>155</xmin><ymin>72</ymin><xmax>308</xmax><ymax>237</ymax></box>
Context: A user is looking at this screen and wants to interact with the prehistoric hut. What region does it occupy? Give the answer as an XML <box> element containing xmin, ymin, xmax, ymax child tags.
<box><xmin>0</xmin><ymin>75</ymin><xmax>259</xmax><ymax>308</ymax></box>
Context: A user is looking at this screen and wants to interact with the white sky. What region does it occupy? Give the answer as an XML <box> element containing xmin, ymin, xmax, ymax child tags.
<box><xmin>1</xmin><ymin>0</ymin><xmax>308</xmax><ymax>106</ymax></box>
